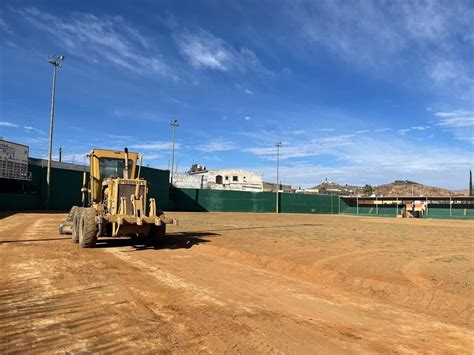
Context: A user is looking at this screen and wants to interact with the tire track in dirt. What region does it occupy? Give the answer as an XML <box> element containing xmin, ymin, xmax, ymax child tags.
<box><xmin>194</xmin><ymin>243</ymin><xmax>474</xmax><ymax>325</ymax></box>
<box><xmin>106</xmin><ymin>248</ymin><xmax>227</xmax><ymax>307</ymax></box>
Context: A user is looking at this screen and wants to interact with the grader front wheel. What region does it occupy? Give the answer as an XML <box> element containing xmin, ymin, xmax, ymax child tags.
<box><xmin>71</xmin><ymin>207</ymin><xmax>83</xmax><ymax>243</ymax></box>
<box><xmin>79</xmin><ymin>208</ymin><xmax>98</xmax><ymax>248</ymax></box>
<box><xmin>58</xmin><ymin>206</ymin><xmax>78</xmax><ymax>234</ymax></box>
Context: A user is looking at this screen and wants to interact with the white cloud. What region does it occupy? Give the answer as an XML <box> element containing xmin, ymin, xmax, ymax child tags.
<box><xmin>50</xmin><ymin>151</ymin><xmax>88</xmax><ymax>164</ymax></box>
<box><xmin>429</xmin><ymin>60</ymin><xmax>462</xmax><ymax>83</ymax></box>
<box><xmin>194</xmin><ymin>139</ymin><xmax>237</xmax><ymax>152</ymax></box>
<box><xmin>106</xmin><ymin>134</ymin><xmax>135</xmax><ymax>140</ymax></box>
<box><xmin>0</xmin><ymin>16</ymin><xmax>13</xmax><ymax>35</ymax></box>
<box><xmin>435</xmin><ymin>110</ymin><xmax>474</xmax><ymax>128</ymax></box>
<box><xmin>292</xmin><ymin>129</ymin><xmax>305</xmax><ymax>135</ymax></box>
<box><xmin>399</xmin><ymin>0</ymin><xmax>450</xmax><ymax>42</ymax></box>
<box><xmin>397</xmin><ymin>129</ymin><xmax>410</xmax><ymax>135</ymax></box>
<box><xmin>245</xmin><ymin>89</ymin><xmax>254</xmax><ymax>94</ymax></box>
<box><xmin>16</xmin><ymin>7</ymin><xmax>173</xmax><ymax>78</ymax></box>
<box><xmin>395</xmin><ymin>126</ymin><xmax>431</xmax><ymax>135</ymax></box>
<box><xmin>141</xmin><ymin>153</ymin><xmax>163</xmax><ymax>161</ymax></box>
<box><xmin>0</xmin><ymin>121</ymin><xmax>19</xmax><ymax>128</ymax></box>
<box><xmin>298</xmin><ymin>1</ymin><xmax>405</xmax><ymax>68</ymax></box>
<box><xmin>434</xmin><ymin>110</ymin><xmax>474</xmax><ymax>118</ymax></box>
<box><xmin>437</xmin><ymin>117</ymin><xmax>474</xmax><ymax>128</ymax></box>
<box><xmin>130</xmin><ymin>141</ymin><xmax>176</xmax><ymax>151</ymax></box>
<box><xmin>177</xmin><ymin>30</ymin><xmax>232</xmax><ymax>71</ymax></box>
<box><xmin>244</xmin><ymin>116</ymin><xmax>251</xmax><ymax>120</ymax></box>
<box><xmin>176</xmin><ymin>28</ymin><xmax>267</xmax><ymax>73</ymax></box>
<box><xmin>251</xmin><ymin>134</ymin><xmax>472</xmax><ymax>189</ymax></box>
<box><xmin>23</xmin><ymin>126</ymin><xmax>45</xmax><ymax>134</ymax></box>
<box><xmin>294</xmin><ymin>1</ymin><xmax>474</xmax><ymax>97</ymax></box>
<box><xmin>244</xmin><ymin>134</ymin><xmax>356</xmax><ymax>160</ymax></box>
<box><xmin>112</xmin><ymin>108</ymin><xmax>163</xmax><ymax>121</ymax></box>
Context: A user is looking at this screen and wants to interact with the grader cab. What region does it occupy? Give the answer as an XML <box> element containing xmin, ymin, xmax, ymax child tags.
<box><xmin>59</xmin><ymin>148</ymin><xmax>176</xmax><ymax>247</ymax></box>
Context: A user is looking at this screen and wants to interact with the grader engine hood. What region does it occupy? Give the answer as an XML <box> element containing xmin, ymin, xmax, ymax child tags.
<box><xmin>106</xmin><ymin>178</ymin><xmax>147</xmax><ymax>216</ymax></box>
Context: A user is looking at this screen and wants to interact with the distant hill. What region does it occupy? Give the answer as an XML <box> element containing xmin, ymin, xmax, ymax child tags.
<box><xmin>312</xmin><ymin>179</ymin><xmax>468</xmax><ymax>197</ymax></box>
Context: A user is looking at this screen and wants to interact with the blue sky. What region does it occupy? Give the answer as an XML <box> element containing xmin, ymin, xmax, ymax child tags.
<box><xmin>1</xmin><ymin>0</ymin><xmax>473</xmax><ymax>189</ymax></box>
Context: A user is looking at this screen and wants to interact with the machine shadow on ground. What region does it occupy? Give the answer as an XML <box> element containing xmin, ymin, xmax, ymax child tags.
<box><xmin>94</xmin><ymin>231</ymin><xmax>220</xmax><ymax>251</ymax></box>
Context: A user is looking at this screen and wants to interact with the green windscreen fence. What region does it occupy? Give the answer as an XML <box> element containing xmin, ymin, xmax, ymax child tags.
<box><xmin>0</xmin><ymin>163</ymin><xmax>170</xmax><ymax>211</ymax></box>
<box><xmin>2</xmin><ymin>165</ymin><xmax>473</xmax><ymax>220</ymax></box>
<box><xmin>339</xmin><ymin>198</ymin><xmax>398</xmax><ymax>217</ymax></box>
<box><xmin>141</xmin><ymin>167</ymin><xmax>171</xmax><ymax>210</ymax></box>
<box><xmin>280</xmin><ymin>193</ymin><xmax>339</xmax><ymax>214</ymax></box>
<box><xmin>169</xmin><ymin>188</ymin><xmax>340</xmax><ymax>214</ymax></box>
<box><xmin>169</xmin><ymin>188</ymin><xmax>276</xmax><ymax>212</ymax></box>
<box><xmin>424</xmin><ymin>204</ymin><xmax>473</xmax><ymax>219</ymax></box>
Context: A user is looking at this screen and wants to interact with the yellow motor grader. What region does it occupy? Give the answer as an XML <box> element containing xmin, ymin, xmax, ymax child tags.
<box><xmin>59</xmin><ymin>148</ymin><xmax>176</xmax><ymax>247</ymax></box>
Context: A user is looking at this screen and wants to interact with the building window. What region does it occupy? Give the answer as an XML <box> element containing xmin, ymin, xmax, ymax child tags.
<box><xmin>216</xmin><ymin>175</ymin><xmax>223</xmax><ymax>184</ymax></box>
<box><xmin>233</xmin><ymin>176</ymin><xmax>238</xmax><ymax>182</ymax></box>
<box><xmin>225</xmin><ymin>176</ymin><xmax>229</xmax><ymax>180</ymax></box>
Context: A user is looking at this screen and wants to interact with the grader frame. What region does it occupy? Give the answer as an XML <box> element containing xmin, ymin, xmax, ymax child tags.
<box><xmin>59</xmin><ymin>148</ymin><xmax>176</xmax><ymax>248</ymax></box>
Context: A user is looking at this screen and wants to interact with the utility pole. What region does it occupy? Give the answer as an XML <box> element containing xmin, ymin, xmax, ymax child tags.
<box><xmin>275</xmin><ymin>142</ymin><xmax>282</xmax><ymax>213</ymax></box>
<box><xmin>470</xmin><ymin>169</ymin><xmax>473</xmax><ymax>196</ymax></box>
<box><xmin>46</xmin><ymin>55</ymin><xmax>65</xmax><ymax>209</ymax></box>
<box><xmin>170</xmin><ymin>119</ymin><xmax>179</xmax><ymax>185</ymax></box>
<box><xmin>59</xmin><ymin>147</ymin><xmax>62</xmax><ymax>162</ymax></box>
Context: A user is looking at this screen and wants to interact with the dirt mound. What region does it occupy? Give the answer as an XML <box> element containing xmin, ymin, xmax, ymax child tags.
<box><xmin>198</xmin><ymin>244</ymin><xmax>473</xmax><ymax>326</ymax></box>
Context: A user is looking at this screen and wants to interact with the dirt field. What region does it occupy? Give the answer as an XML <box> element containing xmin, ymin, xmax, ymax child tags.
<box><xmin>0</xmin><ymin>212</ymin><xmax>473</xmax><ymax>353</ymax></box>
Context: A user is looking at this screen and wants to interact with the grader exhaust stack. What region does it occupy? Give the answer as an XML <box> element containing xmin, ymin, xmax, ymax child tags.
<box><xmin>59</xmin><ymin>148</ymin><xmax>177</xmax><ymax>247</ymax></box>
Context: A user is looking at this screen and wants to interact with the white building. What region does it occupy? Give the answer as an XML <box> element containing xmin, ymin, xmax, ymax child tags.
<box><xmin>173</xmin><ymin>164</ymin><xmax>263</xmax><ymax>192</ymax></box>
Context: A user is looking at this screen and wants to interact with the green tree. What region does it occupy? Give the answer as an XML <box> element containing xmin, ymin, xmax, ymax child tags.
<box><xmin>363</xmin><ymin>184</ymin><xmax>374</xmax><ymax>196</ymax></box>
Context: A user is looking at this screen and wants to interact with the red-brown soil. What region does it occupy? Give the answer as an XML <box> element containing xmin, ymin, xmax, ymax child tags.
<box><xmin>1</xmin><ymin>212</ymin><xmax>472</xmax><ymax>353</ymax></box>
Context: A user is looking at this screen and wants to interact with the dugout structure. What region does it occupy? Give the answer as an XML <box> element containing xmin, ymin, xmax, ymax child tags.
<box><xmin>340</xmin><ymin>196</ymin><xmax>474</xmax><ymax>219</ymax></box>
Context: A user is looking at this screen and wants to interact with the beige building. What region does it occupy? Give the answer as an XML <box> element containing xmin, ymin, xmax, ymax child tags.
<box><xmin>174</xmin><ymin>164</ymin><xmax>263</xmax><ymax>192</ymax></box>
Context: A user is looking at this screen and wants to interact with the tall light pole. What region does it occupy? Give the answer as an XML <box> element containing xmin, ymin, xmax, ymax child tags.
<box><xmin>46</xmin><ymin>55</ymin><xmax>65</xmax><ymax>209</ymax></box>
<box><xmin>170</xmin><ymin>119</ymin><xmax>179</xmax><ymax>185</ymax></box>
<box><xmin>275</xmin><ymin>142</ymin><xmax>282</xmax><ymax>213</ymax></box>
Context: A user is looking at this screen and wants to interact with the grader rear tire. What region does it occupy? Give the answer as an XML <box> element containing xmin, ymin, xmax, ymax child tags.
<box><xmin>72</xmin><ymin>207</ymin><xmax>83</xmax><ymax>243</ymax></box>
<box><xmin>79</xmin><ymin>208</ymin><xmax>97</xmax><ymax>248</ymax></box>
